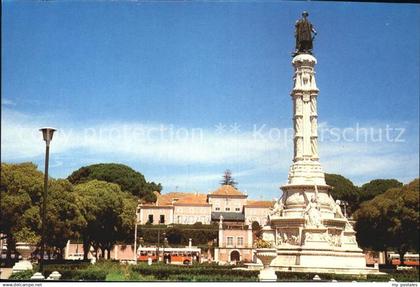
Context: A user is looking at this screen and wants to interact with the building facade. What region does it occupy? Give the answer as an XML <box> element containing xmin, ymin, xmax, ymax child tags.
<box><xmin>137</xmin><ymin>185</ymin><xmax>274</xmax><ymax>227</ymax></box>
<box><xmin>215</xmin><ymin>220</ymin><xmax>254</xmax><ymax>264</ymax></box>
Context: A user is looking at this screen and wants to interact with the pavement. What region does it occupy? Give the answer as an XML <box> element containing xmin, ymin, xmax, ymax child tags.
<box><xmin>0</xmin><ymin>268</ymin><xmax>13</xmax><ymax>280</ymax></box>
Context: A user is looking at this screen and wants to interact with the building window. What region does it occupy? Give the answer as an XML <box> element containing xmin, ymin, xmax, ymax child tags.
<box><xmin>237</xmin><ymin>237</ymin><xmax>244</xmax><ymax>246</ymax></box>
<box><xmin>225</xmin><ymin>207</ymin><xmax>230</xmax><ymax>211</ymax></box>
<box><xmin>148</xmin><ymin>214</ymin><xmax>153</xmax><ymax>224</ymax></box>
<box><xmin>227</xmin><ymin>236</ymin><xmax>234</xmax><ymax>246</ymax></box>
<box><xmin>235</xmin><ymin>207</ymin><xmax>241</xmax><ymax>212</ymax></box>
<box><xmin>160</xmin><ymin>215</ymin><xmax>165</xmax><ymax>224</ymax></box>
<box><xmin>215</xmin><ymin>207</ymin><xmax>220</xmax><ymax>211</ymax></box>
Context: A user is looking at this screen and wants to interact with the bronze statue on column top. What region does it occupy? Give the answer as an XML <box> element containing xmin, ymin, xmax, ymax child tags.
<box><xmin>294</xmin><ymin>11</ymin><xmax>317</xmax><ymax>56</ymax></box>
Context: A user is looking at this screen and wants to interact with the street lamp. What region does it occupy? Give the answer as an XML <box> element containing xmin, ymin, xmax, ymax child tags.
<box><xmin>162</xmin><ymin>233</ymin><xmax>167</xmax><ymax>264</ymax></box>
<box><xmin>133</xmin><ymin>204</ymin><xmax>140</xmax><ymax>263</ymax></box>
<box><xmin>39</xmin><ymin>127</ymin><xmax>56</xmax><ymax>275</ymax></box>
<box><xmin>157</xmin><ymin>229</ymin><xmax>160</xmax><ymax>263</ymax></box>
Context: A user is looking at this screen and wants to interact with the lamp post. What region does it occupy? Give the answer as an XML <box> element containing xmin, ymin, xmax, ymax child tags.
<box><xmin>157</xmin><ymin>229</ymin><xmax>160</xmax><ymax>263</ymax></box>
<box><xmin>39</xmin><ymin>127</ymin><xmax>56</xmax><ymax>275</ymax></box>
<box><xmin>133</xmin><ymin>205</ymin><xmax>140</xmax><ymax>263</ymax></box>
<box><xmin>162</xmin><ymin>233</ymin><xmax>167</xmax><ymax>264</ymax></box>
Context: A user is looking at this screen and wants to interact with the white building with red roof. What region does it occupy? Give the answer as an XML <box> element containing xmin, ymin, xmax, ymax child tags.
<box><xmin>138</xmin><ymin>185</ymin><xmax>274</xmax><ymax>226</ymax></box>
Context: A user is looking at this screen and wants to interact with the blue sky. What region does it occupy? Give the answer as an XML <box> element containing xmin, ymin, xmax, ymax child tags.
<box><xmin>2</xmin><ymin>1</ymin><xmax>419</xmax><ymax>200</ymax></box>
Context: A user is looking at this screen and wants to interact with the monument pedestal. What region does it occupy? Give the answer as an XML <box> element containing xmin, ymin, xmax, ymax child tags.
<box><xmin>259</xmin><ymin>48</ymin><xmax>382</xmax><ymax>275</ymax></box>
<box><xmin>302</xmin><ymin>227</ymin><xmax>329</xmax><ymax>248</ymax></box>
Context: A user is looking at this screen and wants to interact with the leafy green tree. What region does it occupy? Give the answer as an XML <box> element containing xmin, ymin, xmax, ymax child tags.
<box><xmin>44</xmin><ymin>179</ymin><xmax>86</xmax><ymax>259</ymax></box>
<box><xmin>359</xmin><ymin>179</ymin><xmax>402</xmax><ymax>202</ymax></box>
<box><xmin>74</xmin><ymin>180</ymin><xmax>136</xmax><ymax>259</ymax></box>
<box><xmin>119</xmin><ymin>195</ymin><xmax>138</xmax><ymax>243</ymax></box>
<box><xmin>1</xmin><ymin>163</ymin><xmax>89</xmax><ymax>262</ymax></box>
<box><xmin>68</xmin><ymin>163</ymin><xmax>161</xmax><ymax>202</ymax></box>
<box><xmin>325</xmin><ymin>173</ymin><xmax>359</xmax><ymax>215</ymax></box>
<box><xmin>354</xmin><ymin>179</ymin><xmax>419</xmax><ymax>264</ymax></box>
<box><xmin>0</xmin><ymin>163</ymin><xmax>43</xmax><ymax>264</ymax></box>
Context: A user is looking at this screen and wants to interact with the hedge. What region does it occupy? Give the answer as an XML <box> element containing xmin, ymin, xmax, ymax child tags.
<box><xmin>275</xmin><ymin>270</ymin><xmax>419</xmax><ymax>282</ymax></box>
<box><xmin>8</xmin><ymin>270</ymin><xmax>34</xmax><ymax>280</ymax></box>
<box><xmin>275</xmin><ymin>272</ymin><xmax>366</xmax><ymax>282</ymax></box>
<box><xmin>167</xmin><ymin>274</ymin><xmax>258</xmax><ymax>282</ymax></box>
<box><xmin>131</xmin><ymin>263</ymin><xmax>258</xmax><ymax>280</ymax></box>
<box><xmin>43</xmin><ymin>262</ymin><xmax>106</xmax><ymax>281</ymax></box>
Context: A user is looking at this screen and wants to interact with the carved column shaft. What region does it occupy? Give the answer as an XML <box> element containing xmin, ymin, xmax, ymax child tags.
<box><xmin>291</xmin><ymin>56</ymin><xmax>319</xmax><ymax>162</ymax></box>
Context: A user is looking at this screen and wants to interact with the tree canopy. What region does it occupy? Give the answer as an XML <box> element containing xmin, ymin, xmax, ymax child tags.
<box><xmin>353</xmin><ymin>179</ymin><xmax>419</xmax><ymax>264</ymax></box>
<box><xmin>325</xmin><ymin>173</ymin><xmax>360</xmax><ymax>214</ymax></box>
<box><xmin>74</xmin><ymin>180</ymin><xmax>137</xmax><ymax>259</ymax></box>
<box><xmin>0</xmin><ymin>163</ymin><xmax>85</xmax><ymax>261</ymax></box>
<box><xmin>0</xmin><ymin>163</ymin><xmax>43</xmax><ymax>263</ymax></box>
<box><xmin>44</xmin><ymin>179</ymin><xmax>85</xmax><ymax>258</ymax></box>
<box><xmin>67</xmin><ymin>163</ymin><xmax>161</xmax><ymax>202</ymax></box>
<box><xmin>359</xmin><ymin>178</ymin><xmax>403</xmax><ymax>202</ymax></box>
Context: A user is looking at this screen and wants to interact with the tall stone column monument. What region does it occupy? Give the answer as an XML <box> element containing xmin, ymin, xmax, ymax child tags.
<box><xmin>260</xmin><ymin>12</ymin><xmax>378</xmax><ymax>274</ymax></box>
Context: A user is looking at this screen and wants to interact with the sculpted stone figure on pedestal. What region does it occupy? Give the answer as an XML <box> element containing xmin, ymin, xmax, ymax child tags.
<box><xmin>259</xmin><ymin>12</ymin><xmax>376</xmax><ymax>274</ymax></box>
<box><xmin>304</xmin><ymin>195</ymin><xmax>323</xmax><ymax>227</ymax></box>
<box><xmin>270</xmin><ymin>198</ymin><xmax>284</xmax><ymax>217</ymax></box>
<box><xmin>294</xmin><ymin>11</ymin><xmax>317</xmax><ymax>56</ymax></box>
<box><xmin>330</xmin><ymin>200</ymin><xmax>345</xmax><ymax>218</ymax></box>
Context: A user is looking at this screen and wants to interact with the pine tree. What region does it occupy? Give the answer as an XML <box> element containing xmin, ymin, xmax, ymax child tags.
<box><xmin>220</xmin><ymin>169</ymin><xmax>237</xmax><ymax>187</ymax></box>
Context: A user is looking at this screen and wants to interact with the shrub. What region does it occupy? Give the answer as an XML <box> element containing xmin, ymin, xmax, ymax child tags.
<box><xmin>167</xmin><ymin>274</ymin><xmax>258</xmax><ymax>282</ymax></box>
<box><xmin>275</xmin><ymin>272</ymin><xmax>366</xmax><ymax>282</ymax></box>
<box><xmin>8</xmin><ymin>270</ymin><xmax>34</xmax><ymax>280</ymax></box>
<box><xmin>255</xmin><ymin>238</ymin><xmax>272</xmax><ymax>248</ymax></box>
<box><xmin>44</xmin><ymin>263</ymin><xmax>108</xmax><ymax>281</ymax></box>
<box><xmin>105</xmin><ymin>271</ymin><xmax>125</xmax><ymax>281</ymax></box>
<box><xmin>74</xmin><ymin>269</ymin><xmax>107</xmax><ymax>281</ymax></box>
<box><xmin>275</xmin><ymin>270</ymin><xmax>419</xmax><ymax>282</ymax></box>
<box><xmin>130</xmin><ymin>263</ymin><xmax>258</xmax><ymax>280</ymax></box>
<box><xmin>382</xmin><ymin>270</ymin><xmax>419</xmax><ymax>282</ymax></box>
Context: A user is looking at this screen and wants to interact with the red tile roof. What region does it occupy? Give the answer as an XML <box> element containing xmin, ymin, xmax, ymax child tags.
<box><xmin>174</xmin><ymin>193</ymin><xmax>209</xmax><ymax>206</ymax></box>
<box><xmin>157</xmin><ymin>192</ymin><xmax>192</xmax><ymax>206</ymax></box>
<box><xmin>209</xmin><ymin>185</ymin><xmax>246</xmax><ymax>197</ymax></box>
<box><xmin>245</xmin><ymin>200</ymin><xmax>275</xmax><ymax>208</ymax></box>
<box><xmin>143</xmin><ymin>192</ymin><xmax>210</xmax><ymax>207</ymax></box>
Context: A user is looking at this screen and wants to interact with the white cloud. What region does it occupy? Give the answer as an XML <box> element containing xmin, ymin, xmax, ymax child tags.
<box><xmin>2</xmin><ymin>99</ymin><xmax>16</xmax><ymax>106</ymax></box>
<box><xmin>1</xmin><ymin>109</ymin><xmax>286</xmax><ymax>165</ymax></box>
<box><xmin>1</xmin><ymin>108</ymin><xmax>418</xmax><ymax>192</ymax></box>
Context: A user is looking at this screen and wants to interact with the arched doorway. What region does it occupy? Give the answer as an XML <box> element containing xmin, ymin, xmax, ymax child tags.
<box><xmin>230</xmin><ymin>250</ymin><xmax>240</xmax><ymax>262</ymax></box>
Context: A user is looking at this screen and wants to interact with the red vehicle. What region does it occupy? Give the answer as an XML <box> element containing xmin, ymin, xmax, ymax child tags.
<box><xmin>137</xmin><ymin>247</ymin><xmax>201</xmax><ymax>265</ymax></box>
<box><xmin>389</xmin><ymin>253</ymin><xmax>419</xmax><ymax>266</ymax></box>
